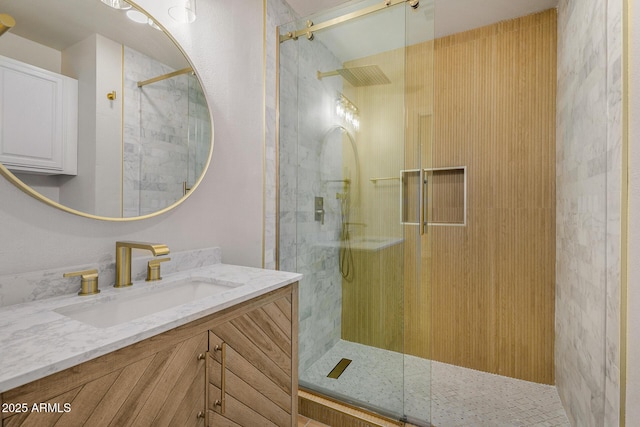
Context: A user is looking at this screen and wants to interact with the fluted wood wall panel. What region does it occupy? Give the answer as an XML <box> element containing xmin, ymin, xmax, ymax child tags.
<box><xmin>341</xmin><ymin>243</ymin><xmax>404</xmax><ymax>352</ymax></box>
<box><xmin>336</xmin><ymin>9</ymin><xmax>555</xmax><ymax>384</ymax></box>
<box><xmin>426</xmin><ymin>9</ymin><xmax>557</xmax><ymax>384</ymax></box>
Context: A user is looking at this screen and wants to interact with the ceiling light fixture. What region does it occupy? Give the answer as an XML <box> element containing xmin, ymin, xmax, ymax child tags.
<box><xmin>0</xmin><ymin>13</ymin><xmax>16</xmax><ymax>37</ymax></box>
<box><xmin>100</xmin><ymin>0</ymin><xmax>132</xmax><ymax>10</ymax></box>
<box><xmin>336</xmin><ymin>94</ymin><xmax>360</xmax><ymax>132</ymax></box>
<box><xmin>148</xmin><ymin>19</ymin><xmax>162</xmax><ymax>31</ymax></box>
<box><xmin>125</xmin><ymin>9</ymin><xmax>148</xmax><ymax>24</ymax></box>
<box><xmin>168</xmin><ymin>0</ymin><xmax>197</xmax><ymax>23</ymax></box>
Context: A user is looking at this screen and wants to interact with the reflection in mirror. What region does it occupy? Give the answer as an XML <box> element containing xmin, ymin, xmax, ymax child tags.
<box><xmin>0</xmin><ymin>0</ymin><xmax>212</xmax><ymax>219</ymax></box>
<box><xmin>122</xmin><ymin>49</ymin><xmax>210</xmax><ymax>217</ymax></box>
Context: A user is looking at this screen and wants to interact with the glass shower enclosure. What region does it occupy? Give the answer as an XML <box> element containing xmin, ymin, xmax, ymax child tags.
<box><xmin>122</xmin><ymin>52</ymin><xmax>210</xmax><ymax>217</ymax></box>
<box><xmin>277</xmin><ymin>0</ymin><xmax>434</xmax><ymax>423</ymax></box>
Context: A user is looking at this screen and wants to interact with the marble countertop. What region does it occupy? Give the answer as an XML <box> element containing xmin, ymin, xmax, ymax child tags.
<box><xmin>0</xmin><ymin>264</ymin><xmax>301</xmax><ymax>393</ymax></box>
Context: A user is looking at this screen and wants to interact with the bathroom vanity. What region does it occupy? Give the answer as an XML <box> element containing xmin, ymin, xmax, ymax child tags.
<box><xmin>0</xmin><ymin>263</ymin><xmax>301</xmax><ymax>427</ymax></box>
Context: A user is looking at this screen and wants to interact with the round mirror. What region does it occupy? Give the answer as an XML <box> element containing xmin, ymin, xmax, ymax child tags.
<box><xmin>0</xmin><ymin>0</ymin><xmax>212</xmax><ymax>220</ymax></box>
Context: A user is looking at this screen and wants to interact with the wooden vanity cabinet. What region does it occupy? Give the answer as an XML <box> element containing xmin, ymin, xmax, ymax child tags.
<box><xmin>1</xmin><ymin>283</ymin><xmax>298</xmax><ymax>427</ymax></box>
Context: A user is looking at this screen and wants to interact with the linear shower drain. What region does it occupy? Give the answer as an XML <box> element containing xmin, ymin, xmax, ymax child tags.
<box><xmin>327</xmin><ymin>358</ymin><xmax>352</xmax><ymax>379</ymax></box>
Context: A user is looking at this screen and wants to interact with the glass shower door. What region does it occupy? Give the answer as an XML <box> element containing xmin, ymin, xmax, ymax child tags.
<box><xmin>402</xmin><ymin>3</ymin><xmax>435</xmax><ymax>424</ymax></box>
<box><xmin>277</xmin><ymin>0</ymin><xmax>434</xmax><ymax>423</ymax></box>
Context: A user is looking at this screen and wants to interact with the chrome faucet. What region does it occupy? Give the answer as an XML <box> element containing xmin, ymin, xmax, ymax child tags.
<box><xmin>115</xmin><ymin>241</ymin><xmax>170</xmax><ymax>288</ymax></box>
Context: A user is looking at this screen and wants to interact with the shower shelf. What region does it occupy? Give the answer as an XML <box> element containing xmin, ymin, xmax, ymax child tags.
<box><xmin>370</xmin><ymin>176</ymin><xmax>400</xmax><ymax>183</ymax></box>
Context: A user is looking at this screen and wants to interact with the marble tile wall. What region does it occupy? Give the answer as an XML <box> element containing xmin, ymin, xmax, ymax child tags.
<box><xmin>264</xmin><ymin>0</ymin><xmax>295</xmax><ymax>270</ymax></box>
<box><xmin>556</xmin><ymin>0</ymin><xmax>622</xmax><ymax>425</ymax></box>
<box><xmin>0</xmin><ymin>247</ymin><xmax>222</xmax><ymax>308</ymax></box>
<box><xmin>122</xmin><ymin>47</ymin><xmax>210</xmax><ymax>217</ymax></box>
<box><xmin>269</xmin><ymin>0</ymin><xmax>347</xmax><ymax>372</ymax></box>
<box><xmin>604</xmin><ymin>1</ymin><xmax>623</xmax><ymax>426</ymax></box>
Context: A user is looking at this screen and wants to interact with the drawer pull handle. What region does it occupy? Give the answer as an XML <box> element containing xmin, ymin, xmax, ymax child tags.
<box><xmin>215</xmin><ymin>342</ymin><xmax>226</xmax><ymax>414</ymax></box>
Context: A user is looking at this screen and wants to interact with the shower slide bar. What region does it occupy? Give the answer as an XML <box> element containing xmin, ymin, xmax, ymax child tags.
<box><xmin>137</xmin><ymin>67</ymin><xmax>194</xmax><ymax>87</ymax></box>
<box><xmin>279</xmin><ymin>0</ymin><xmax>420</xmax><ymax>43</ymax></box>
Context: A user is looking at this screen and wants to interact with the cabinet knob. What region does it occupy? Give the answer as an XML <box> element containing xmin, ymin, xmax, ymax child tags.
<box><xmin>197</xmin><ymin>411</ymin><xmax>205</xmax><ymax>419</ymax></box>
<box><xmin>197</xmin><ymin>353</ymin><xmax>206</xmax><ymax>361</ymax></box>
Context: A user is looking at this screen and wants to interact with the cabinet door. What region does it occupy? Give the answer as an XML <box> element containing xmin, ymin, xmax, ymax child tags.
<box><xmin>207</xmin><ymin>293</ymin><xmax>295</xmax><ymax>427</ymax></box>
<box><xmin>2</xmin><ymin>332</ymin><xmax>207</xmax><ymax>427</ymax></box>
<box><xmin>0</xmin><ymin>56</ymin><xmax>77</xmax><ymax>175</ymax></box>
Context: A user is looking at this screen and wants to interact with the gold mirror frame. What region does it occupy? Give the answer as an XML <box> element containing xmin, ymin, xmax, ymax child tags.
<box><xmin>0</xmin><ymin>0</ymin><xmax>213</xmax><ymax>222</ymax></box>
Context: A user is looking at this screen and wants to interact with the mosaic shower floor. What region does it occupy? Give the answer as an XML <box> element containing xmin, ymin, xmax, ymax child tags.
<box><xmin>300</xmin><ymin>340</ymin><xmax>570</xmax><ymax>427</ymax></box>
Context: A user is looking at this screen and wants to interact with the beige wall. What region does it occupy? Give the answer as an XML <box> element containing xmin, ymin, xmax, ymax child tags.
<box><xmin>59</xmin><ymin>34</ymin><xmax>123</xmax><ymax>217</ymax></box>
<box><xmin>0</xmin><ymin>0</ymin><xmax>265</xmax><ymax>276</ymax></box>
<box><xmin>0</xmin><ymin>33</ymin><xmax>61</xmax><ymax>73</ymax></box>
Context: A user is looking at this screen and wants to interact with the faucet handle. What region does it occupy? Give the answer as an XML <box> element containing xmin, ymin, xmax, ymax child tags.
<box><xmin>63</xmin><ymin>269</ymin><xmax>100</xmax><ymax>296</ymax></box>
<box><xmin>146</xmin><ymin>257</ymin><xmax>171</xmax><ymax>282</ymax></box>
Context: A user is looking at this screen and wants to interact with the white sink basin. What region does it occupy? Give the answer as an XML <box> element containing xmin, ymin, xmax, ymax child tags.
<box><xmin>54</xmin><ymin>277</ymin><xmax>235</xmax><ymax>328</ymax></box>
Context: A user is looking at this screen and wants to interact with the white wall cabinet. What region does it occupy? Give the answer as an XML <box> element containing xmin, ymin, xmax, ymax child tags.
<box><xmin>0</xmin><ymin>55</ymin><xmax>77</xmax><ymax>175</ymax></box>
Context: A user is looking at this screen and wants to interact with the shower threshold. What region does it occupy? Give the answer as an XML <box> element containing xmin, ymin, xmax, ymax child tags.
<box><xmin>299</xmin><ymin>388</ymin><xmax>414</xmax><ymax>427</ymax></box>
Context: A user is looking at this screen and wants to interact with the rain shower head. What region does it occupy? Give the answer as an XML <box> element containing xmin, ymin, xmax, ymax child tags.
<box><xmin>0</xmin><ymin>14</ymin><xmax>15</xmax><ymax>37</ymax></box>
<box><xmin>317</xmin><ymin>65</ymin><xmax>390</xmax><ymax>87</ymax></box>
